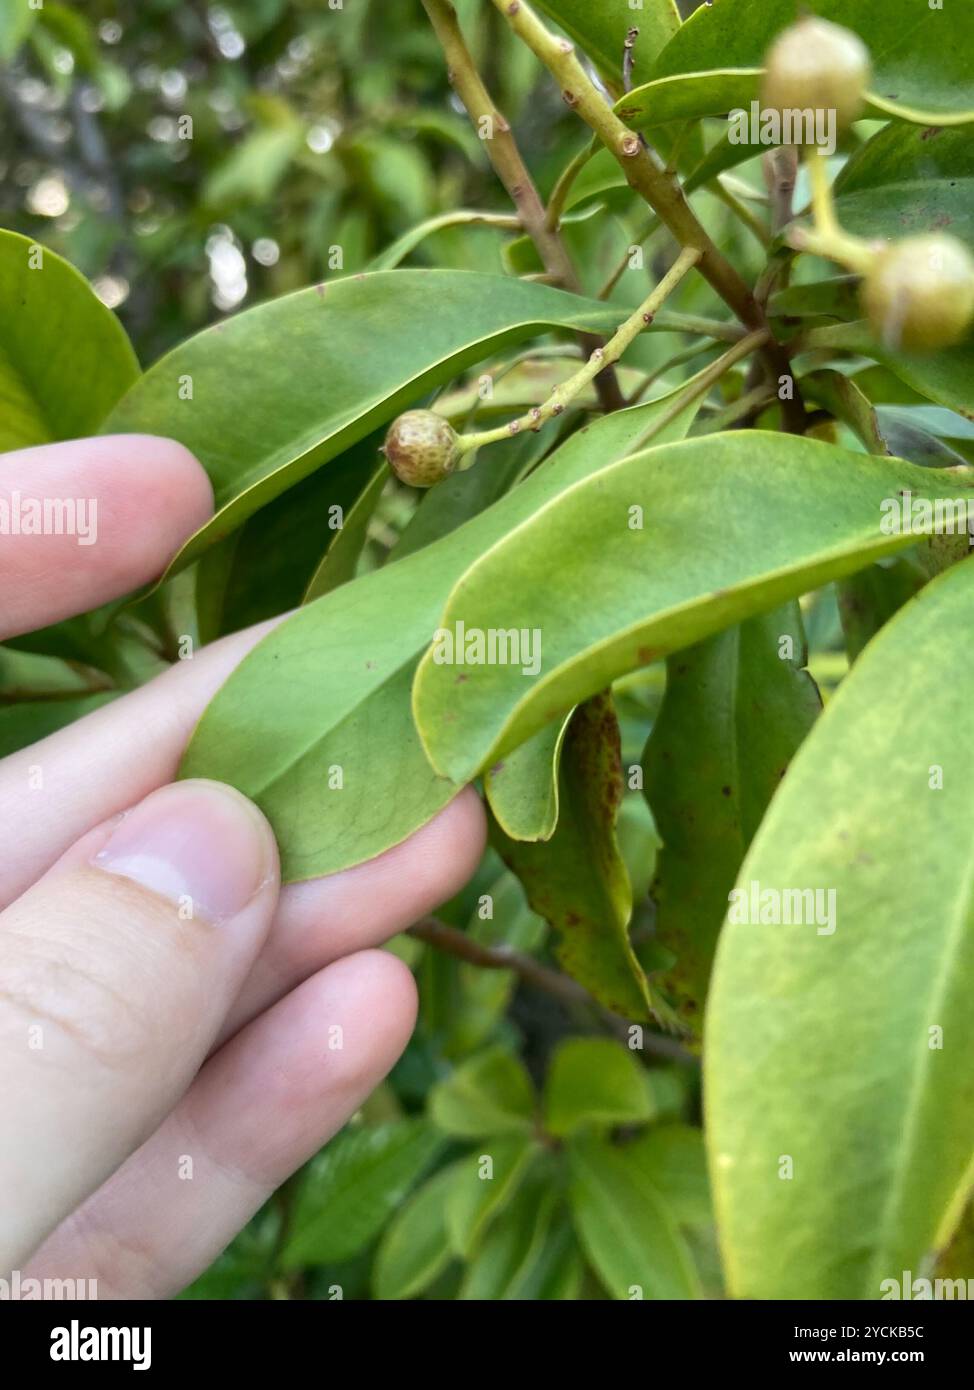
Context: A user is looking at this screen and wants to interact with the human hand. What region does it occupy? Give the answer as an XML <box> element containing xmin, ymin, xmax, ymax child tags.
<box><xmin>0</xmin><ymin>435</ymin><xmax>484</xmax><ymax>1297</ymax></box>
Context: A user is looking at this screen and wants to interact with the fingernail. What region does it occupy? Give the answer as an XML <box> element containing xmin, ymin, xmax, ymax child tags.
<box><xmin>92</xmin><ymin>780</ymin><xmax>276</xmax><ymax>922</ymax></box>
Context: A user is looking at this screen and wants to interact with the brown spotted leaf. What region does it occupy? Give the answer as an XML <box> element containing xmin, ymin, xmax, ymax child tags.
<box><xmin>642</xmin><ymin>604</ymin><xmax>821</xmax><ymax>1036</ymax></box>
<box><xmin>490</xmin><ymin>693</ymin><xmax>680</xmax><ymax>1027</ymax></box>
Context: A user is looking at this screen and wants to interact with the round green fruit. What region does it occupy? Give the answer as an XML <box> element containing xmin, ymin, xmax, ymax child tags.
<box><xmin>382</xmin><ymin>410</ymin><xmax>459</xmax><ymax>488</ymax></box>
<box><xmin>762</xmin><ymin>18</ymin><xmax>871</xmax><ymax>136</ymax></box>
<box><xmin>861</xmin><ymin>234</ymin><xmax>974</xmax><ymax>353</ymax></box>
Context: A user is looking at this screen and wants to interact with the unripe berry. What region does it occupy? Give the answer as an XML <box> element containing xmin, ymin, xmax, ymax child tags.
<box><xmin>861</xmin><ymin>234</ymin><xmax>974</xmax><ymax>353</ymax></box>
<box><xmin>762</xmin><ymin>18</ymin><xmax>871</xmax><ymax>136</ymax></box>
<box><xmin>382</xmin><ymin>409</ymin><xmax>459</xmax><ymax>488</ymax></box>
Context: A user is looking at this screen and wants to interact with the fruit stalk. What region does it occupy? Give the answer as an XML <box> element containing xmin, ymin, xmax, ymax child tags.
<box><xmin>454</xmin><ymin>246</ymin><xmax>702</xmax><ymax>459</ymax></box>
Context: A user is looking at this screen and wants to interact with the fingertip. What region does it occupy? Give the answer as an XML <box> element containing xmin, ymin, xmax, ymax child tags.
<box><xmin>99</xmin><ymin>433</ymin><xmax>214</xmax><ymax>550</ymax></box>
<box><xmin>378</xmin><ymin>786</ymin><xmax>488</xmax><ymax>911</ymax></box>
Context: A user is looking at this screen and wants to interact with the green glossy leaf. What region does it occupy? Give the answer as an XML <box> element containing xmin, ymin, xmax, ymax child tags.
<box><xmin>372</xmin><ymin>1163</ymin><xmax>460</xmax><ymax>1300</ymax></box>
<box><xmin>770</xmin><ymin>275</ymin><xmax>861</xmax><ymax>324</ymax></box>
<box><xmin>796</xmin><ymin>320</ymin><xmax>974</xmax><ymax>418</ymax></box>
<box><xmin>303</xmin><ymin>463</ymin><xmax>388</xmax><ymax>602</ymax></box>
<box><xmin>490</xmin><ymin>694</ymin><xmax>671</xmax><ymax>1024</ymax></box>
<box><xmin>834</xmin><ymin>124</ymin><xmax>974</xmax><ymax>245</ymax></box>
<box><xmin>430</xmin><ymin>1046</ymin><xmax>536</xmax><ymax>1139</ymax></box>
<box><xmin>182</xmin><ymin>384</ymin><xmax>712</xmax><ymax>881</ymax></box>
<box><xmin>569</xmin><ymin>1133</ymin><xmax>701</xmax><ymax>1300</ymax></box>
<box><xmin>877</xmin><ymin>405</ymin><xmax>974</xmax><ymax>445</ymax></box>
<box><xmin>706</xmin><ymin>556</ymin><xmax>974</xmax><ymax>1298</ymax></box>
<box><xmin>619</xmin><ymin>70</ymin><xmax>762</xmax><ymax>133</ymax></box>
<box><xmin>485</xmin><ymin>712</ymin><xmax>570</xmax><ymax>843</ymax></box>
<box><xmin>802</xmin><ymin>368</ymin><xmax>889</xmax><ymax>456</ymax></box>
<box><xmin>280</xmin><ymin>1121</ymin><xmax>442</xmax><ymax>1269</ymax></box>
<box><xmin>413</xmin><ymin>434</ymin><xmax>974</xmax><ymax>785</ymax></box>
<box><xmin>0</xmin><ymin>230</ymin><xmax>139</xmax><ymax>451</ymax></box>
<box><xmin>535</xmin><ymin>0</ymin><xmax>680</xmax><ymax>91</ymax></box>
<box><xmin>644</xmin><ymin>605</ymin><xmax>821</xmax><ymax>1036</ymax></box>
<box><xmin>445</xmin><ymin>1136</ymin><xmax>540</xmax><ymax>1258</ymax></box>
<box><xmin>366</xmin><ymin>211</ymin><xmax>516</xmax><ymax>272</ymax></box>
<box><xmin>487</xmin><ymin>376</ymin><xmax>708</xmax><ymax>846</ymax></box>
<box><xmin>647</xmin><ymin>0</ymin><xmax>974</xmax><ymax>126</ymax></box>
<box><xmin>104</xmin><ymin>271</ymin><xmax>622</xmax><ymax>576</ymax></box>
<box><xmin>457</xmin><ymin>1166</ymin><xmax>563</xmax><ymax>1300</ymax></box>
<box><xmin>544</xmin><ymin>1038</ymin><xmax>653</xmax><ymax>1137</ymax></box>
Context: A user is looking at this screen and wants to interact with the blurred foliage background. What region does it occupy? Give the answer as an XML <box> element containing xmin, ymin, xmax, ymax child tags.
<box><xmin>0</xmin><ymin>0</ymin><xmax>847</xmax><ymax>1299</ymax></box>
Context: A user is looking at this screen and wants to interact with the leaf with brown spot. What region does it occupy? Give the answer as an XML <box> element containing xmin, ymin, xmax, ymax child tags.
<box><xmin>641</xmin><ymin>604</ymin><xmax>821</xmax><ymax>1036</ymax></box>
<box><xmin>490</xmin><ymin>693</ymin><xmax>683</xmax><ymax>1028</ymax></box>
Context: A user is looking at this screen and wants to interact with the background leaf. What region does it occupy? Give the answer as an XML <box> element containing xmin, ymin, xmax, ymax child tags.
<box><xmin>430</xmin><ymin>1046</ymin><xmax>536</xmax><ymax>1139</ymax></box>
<box><xmin>834</xmin><ymin>123</ymin><xmax>974</xmax><ymax>245</ymax></box>
<box><xmin>569</xmin><ymin>1133</ymin><xmax>701</xmax><ymax>1300</ymax></box>
<box><xmin>647</xmin><ymin>0</ymin><xmax>974</xmax><ymax>126</ymax></box>
<box><xmin>0</xmin><ymin>229</ymin><xmax>138</xmax><ymax>451</ymax></box>
<box><xmin>445</xmin><ymin>1137</ymin><xmax>540</xmax><ymax>1258</ymax></box>
<box><xmin>372</xmin><ymin>1162</ymin><xmax>460</xmax><ymax>1300</ymax></box>
<box><xmin>490</xmin><ymin>693</ymin><xmax>668</xmax><ymax>1023</ymax></box>
<box><xmin>544</xmin><ymin>1037</ymin><xmax>653</xmax><ymax>1137</ymax></box>
<box><xmin>706</xmin><ymin>556</ymin><xmax>974</xmax><ymax>1298</ymax></box>
<box><xmin>534</xmin><ymin>0</ymin><xmax>680</xmax><ymax>91</ymax></box>
<box><xmin>280</xmin><ymin>1121</ymin><xmax>443</xmax><ymax>1269</ymax></box>
<box><xmin>643</xmin><ymin>604</ymin><xmax>821</xmax><ymax>1036</ymax></box>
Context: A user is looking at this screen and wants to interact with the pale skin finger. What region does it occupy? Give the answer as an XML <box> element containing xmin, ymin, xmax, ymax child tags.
<box><xmin>0</xmin><ymin>435</ymin><xmax>213</xmax><ymax>640</ymax></box>
<box><xmin>24</xmin><ymin>951</ymin><xmax>418</xmax><ymax>1298</ymax></box>
<box><xmin>0</xmin><ymin>780</ymin><xmax>280</xmax><ymax>1272</ymax></box>
<box><xmin>0</xmin><ymin>616</ymin><xmax>486</xmax><ymax>1046</ymax></box>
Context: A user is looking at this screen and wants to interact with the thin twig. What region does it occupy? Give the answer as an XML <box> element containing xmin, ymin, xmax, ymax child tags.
<box><xmin>632</xmin><ymin>328</ymin><xmax>770</xmax><ymax>446</ymax></box>
<box><xmin>695</xmin><ymin>383</ymin><xmax>779</xmax><ymax>435</ymax></box>
<box><xmin>408</xmin><ymin>917</ymin><xmax>695</xmax><ymax>1063</ymax></box>
<box><xmin>623</xmin><ymin>26</ymin><xmax>639</xmax><ymax>95</ymax></box>
<box><xmin>544</xmin><ymin>134</ymin><xmax>597</xmax><ymax>231</ymax></box>
<box><xmin>421</xmin><ymin>0</ymin><xmax>624</xmax><ymax>411</ymax></box>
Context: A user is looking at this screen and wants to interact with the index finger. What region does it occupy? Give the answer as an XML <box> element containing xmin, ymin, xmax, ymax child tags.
<box><xmin>0</xmin><ymin>435</ymin><xmax>213</xmax><ymax>640</ymax></box>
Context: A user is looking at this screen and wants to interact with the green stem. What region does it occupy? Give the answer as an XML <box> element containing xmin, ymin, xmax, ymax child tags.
<box><xmin>637</xmin><ymin>329</ymin><xmax>771</xmax><ymax>445</ymax></box>
<box><xmin>491</xmin><ymin>0</ymin><xmax>806</xmax><ymax>431</ymax></box>
<box><xmin>789</xmin><ymin>148</ymin><xmax>878</xmax><ymax>275</ymax></box>
<box><xmin>696</xmin><ymin>382</ymin><xmax>779</xmax><ymax>434</ymax></box>
<box><xmin>545</xmin><ymin>134</ymin><xmax>598</xmax><ymax>230</ymax></box>
<box><xmin>714</xmin><ymin>179</ymin><xmax>770</xmax><ymax>249</ymax></box>
<box><xmin>626</xmin><ymin>339</ymin><xmax>724</xmax><ymax>406</ymax></box>
<box><xmin>597</xmin><ymin>213</ymin><xmax>661</xmax><ymax>300</ymax></box>
<box><xmin>454</xmin><ymin>247</ymin><xmax>702</xmax><ymax>461</ymax></box>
